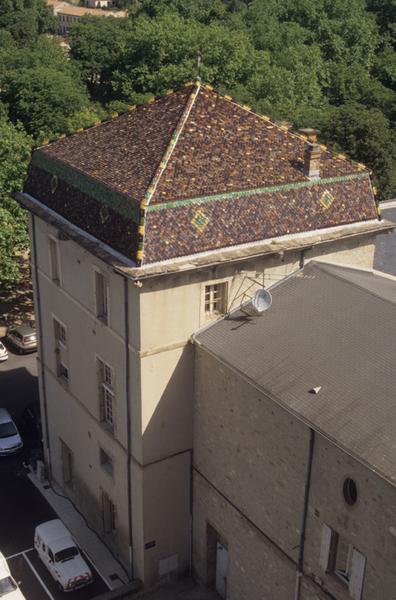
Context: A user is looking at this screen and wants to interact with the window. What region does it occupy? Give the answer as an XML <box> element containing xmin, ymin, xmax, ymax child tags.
<box><xmin>53</xmin><ymin>318</ymin><xmax>69</xmax><ymax>384</ymax></box>
<box><xmin>97</xmin><ymin>358</ymin><xmax>115</xmax><ymax>433</ymax></box>
<box><xmin>48</xmin><ymin>237</ymin><xmax>60</xmax><ymax>284</ymax></box>
<box><xmin>204</xmin><ymin>282</ymin><xmax>228</xmax><ymax>317</ymax></box>
<box><xmin>54</xmin><ymin>319</ymin><xmax>66</xmax><ymax>347</ymax></box>
<box><xmin>99</xmin><ymin>447</ymin><xmax>113</xmax><ymax>477</ymax></box>
<box><xmin>60</xmin><ymin>439</ymin><xmax>73</xmax><ymax>487</ymax></box>
<box><xmin>101</xmin><ymin>490</ymin><xmax>116</xmax><ymax>533</ymax></box>
<box><xmin>343</xmin><ymin>478</ymin><xmax>358</xmax><ymax>506</ymax></box>
<box><xmin>320</xmin><ymin>524</ymin><xmax>366</xmax><ymax>600</ymax></box>
<box><xmin>94</xmin><ymin>270</ymin><xmax>109</xmax><ymax>324</ymax></box>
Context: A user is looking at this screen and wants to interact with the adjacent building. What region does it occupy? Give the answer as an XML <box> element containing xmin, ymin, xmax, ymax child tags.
<box><xmin>17</xmin><ymin>81</ymin><xmax>393</xmax><ymax>593</ymax></box>
<box><xmin>47</xmin><ymin>0</ymin><xmax>126</xmax><ymax>35</ymax></box>
<box><xmin>193</xmin><ymin>260</ymin><xmax>396</xmax><ymax>599</ymax></box>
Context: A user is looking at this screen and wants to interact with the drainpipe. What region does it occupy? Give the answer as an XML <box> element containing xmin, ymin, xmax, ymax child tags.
<box><xmin>294</xmin><ymin>428</ymin><xmax>315</xmax><ymax>600</ymax></box>
<box><xmin>31</xmin><ymin>214</ymin><xmax>52</xmax><ymax>477</ymax></box>
<box><xmin>123</xmin><ymin>275</ymin><xmax>134</xmax><ymax>580</ymax></box>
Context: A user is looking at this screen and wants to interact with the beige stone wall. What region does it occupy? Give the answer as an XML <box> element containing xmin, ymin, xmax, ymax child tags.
<box><xmin>193</xmin><ymin>472</ymin><xmax>297</xmax><ymax>600</ymax></box>
<box><xmin>303</xmin><ymin>436</ymin><xmax>396</xmax><ymax>600</ymax></box>
<box><xmin>193</xmin><ymin>346</ymin><xmax>396</xmax><ymax>600</ymax></box>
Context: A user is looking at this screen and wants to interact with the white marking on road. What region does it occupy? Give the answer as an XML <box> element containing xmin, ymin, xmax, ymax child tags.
<box><xmin>5</xmin><ymin>548</ymin><xmax>34</xmax><ymax>560</ymax></box>
<box><xmin>22</xmin><ymin>551</ymin><xmax>55</xmax><ymax>600</ymax></box>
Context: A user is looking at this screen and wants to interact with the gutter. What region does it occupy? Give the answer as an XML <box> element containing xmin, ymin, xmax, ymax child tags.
<box><xmin>294</xmin><ymin>428</ymin><xmax>315</xmax><ymax>600</ymax></box>
<box><xmin>122</xmin><ymin>275</ymin><xmax>134</xmax><ymax>579</ymax></box>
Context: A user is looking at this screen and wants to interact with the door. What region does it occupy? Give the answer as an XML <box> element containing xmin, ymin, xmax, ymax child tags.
<box><xmin>215</xmin><ymin>542</ymin><xmax>228</xmax><ymax>598</ymax></box>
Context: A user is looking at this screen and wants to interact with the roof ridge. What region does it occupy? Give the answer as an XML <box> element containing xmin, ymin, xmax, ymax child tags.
<box><xmin>136</xmin><ymin>80</ymin><xmax>202</xmax><ymax>265</ymax></box>
<box><xmin>202</xmin><ymin>84</ymin><xmax>368</xmax><ymax>173</ymax></box>
<box><xmin>313</xmin><ymin>261</ymin><xmax>396</xmax><ymax>307</ymax></box>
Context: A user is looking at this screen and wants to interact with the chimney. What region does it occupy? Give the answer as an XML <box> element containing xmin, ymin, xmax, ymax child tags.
<box><xmin>304</xmin><ymin>143</ymin><xmax>321</xmax><ymax>179</ymax></box>
<box><xmin>298</xmin><ymin>128</ymin><xmax>318</xmax><ymax>143</ymax></box>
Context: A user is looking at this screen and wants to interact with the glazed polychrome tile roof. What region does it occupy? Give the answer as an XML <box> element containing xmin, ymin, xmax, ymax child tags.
<box><xmin>24</xmin><ymin>81</ymin><xmax>380</xmax><ymax>266</ymax></box>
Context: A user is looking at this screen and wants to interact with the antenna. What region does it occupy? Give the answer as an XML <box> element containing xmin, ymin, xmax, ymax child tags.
<box><xmin>241</xmin><ymin>289</ymin><xmax>272</xmax><ymax>317</ymax></box>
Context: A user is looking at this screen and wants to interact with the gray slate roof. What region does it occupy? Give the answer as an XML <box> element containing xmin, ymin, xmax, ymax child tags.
<box><xmin>194</xmin><ymin>261</ymin><xmax>396</xmax><ymax>485</ymax></box>
<box><xmin>374</xmin><ymin>205</ymin><xmax>396</xmax><ymax>276</ymax></box>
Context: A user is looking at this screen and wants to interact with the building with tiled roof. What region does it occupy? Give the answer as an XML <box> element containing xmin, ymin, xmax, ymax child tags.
<box><xmin>48</xmin><ymin>0</ymin><xmax>127</xmax><ymax>35</ymax></box>
<box><xmin>17</xmin><ymin>81</ymin><xmax>394</xmax><ymax>592</ymax></box>
<box><xmin>23</xmin><ymin>81</ymin><xmax>390</xmax><ymax>270</ymax></box>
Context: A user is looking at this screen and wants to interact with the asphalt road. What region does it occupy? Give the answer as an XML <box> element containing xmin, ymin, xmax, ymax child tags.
<box><xmin>0</xmin><ymin>346</ymin><xmax>109</xmax><ymax>599</ymax></box>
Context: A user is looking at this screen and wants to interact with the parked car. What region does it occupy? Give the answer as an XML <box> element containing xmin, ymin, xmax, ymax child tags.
<box><xmin>0</xmin><ymin>552</ymin><xmax>26</xmax><ymax>599</ymax></box>
<box><xmin>0</xmin><ymin>409</ymin><xmax>23</xmax><ymax>456</ymax></box>
<box><xmin>6</xmin><ymin>325</ymin><xmax>37</xmax><ymax>354</ymax></box>
<box><xmin>34</xmin><ymin>520</ymin><xmax>93</xmax><ymax>592</ymax></box>
<box><xmin>0</xmin><ymin>341</ymin><xmax>8</xmax><ymax>362</ymax></box>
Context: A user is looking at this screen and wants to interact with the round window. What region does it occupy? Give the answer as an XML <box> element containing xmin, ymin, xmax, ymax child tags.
<box><xmin>343</xmin><ymin>477</ymin><xmax>358</xmax><ymax>506</ymax></box>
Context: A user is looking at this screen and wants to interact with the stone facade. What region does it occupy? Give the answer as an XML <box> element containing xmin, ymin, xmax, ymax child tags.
<box><xmin>193</xmin><ymin>320</ymin><xmax>396</xmax><ymax>600</ymax></box>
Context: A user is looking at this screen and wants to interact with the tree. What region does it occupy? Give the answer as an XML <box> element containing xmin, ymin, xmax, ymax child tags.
<box><xmin>69</xmin><ymin>16</ymin><xmax>132</xmax><ymax>98</ymax></box>
<box><xmin>0</xmin><ymin>0</ymin><xmax>55</xmax><ymax>46</ymax></box>
<box><xmin>0</xmin><ymin>37</ymin><xmax>99</xmax><ymax>140</ymax></box>
<box><xmin>0</xmin><ymin>119</ymin><xmax>33</xmax><ymax>288</ymax></box>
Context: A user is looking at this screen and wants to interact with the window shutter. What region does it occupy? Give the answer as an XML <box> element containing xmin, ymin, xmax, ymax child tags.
<box><xmin>349</xmin><ymin>549</ymin><xmax>366</xmax><ymax>600</ymax></box>
<box><xmin>320</xmin><ymin>524</ymin><xmax>333</xmax><ymax>572</ymax></box>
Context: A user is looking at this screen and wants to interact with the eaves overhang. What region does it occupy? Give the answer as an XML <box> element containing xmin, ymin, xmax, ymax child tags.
<box><xmin>16</xmin><ymin>191</ymin><xmax>395</xmax><ymax>281</ymax></box>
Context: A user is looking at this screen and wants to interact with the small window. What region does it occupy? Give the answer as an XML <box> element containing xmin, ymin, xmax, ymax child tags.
<box><xmin>99</xmin><ymin>447</ymin><xmax>113</xmax><ymax>477</ymax></box>
<box><xmin>48</xmin><ymin>237</ymin><xmax>60</xmax><ymax>284</ymax></box>
<box><xmin>343</xmin><ymin>478</ymin><xmax>358</xmax><ymax>506</ymax></box>
<box><xmin>204</xmin><ymin>282</ymin><xmax>228</xmax><ymax>317</ymax></box>
<box><xmin>95</xmin><ymin>270</ymin><xmax>109</xmax><ymax>324</ymax></box>
<box><xmin>54</xmin><ymin>319</ymin><xmax>67</xmax><ymax>347</ymax></box>
<box><xmin>101</xmin><ymin>491</ymin><xmax>116</xmax><ymax>533</ymax></box>
<box><xmin>58</xmin><ymin>362</ymin><xmax>69</xmax><ymax>381</ymax></box>
<box><xmin>60</xmin><ymin>439</ymin><xmax>73</xmax><ymax>486</ymax></box>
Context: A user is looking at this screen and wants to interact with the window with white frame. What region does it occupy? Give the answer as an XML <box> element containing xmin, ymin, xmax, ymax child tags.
<box><xmin>48</xmin><ymin>236</ymin><xmax>60</xmax><ymax>284</ymax></box>
<box><xmin>53</xmin><ymin>318</ymin><xmax>69</xmax><ymax>384</ymax></box>
<box><xmin>101</xmin><ymin>490</ymin><xmax>116</xmax><ymax>533</ymax></box>
<box><xmin>97</xmin><ymin>358</ymin><xmax>115</xmax><ymax>432</ymax></box>
<box><xmin>204</xmin><ymin>282</ymin><xmax>228</xmax><ymax>317</ymax></box>
<box><xmin>94</xmin><ymin>270</ymin><xmax>109</xmax><ymax>324</ymax></box>
<box><xmin>320</xmin><ymin>524</ymin><xmax>366</xmax><ymax>600</ymax></box>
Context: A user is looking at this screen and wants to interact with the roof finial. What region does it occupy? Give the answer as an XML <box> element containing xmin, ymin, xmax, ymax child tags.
<box><xmin>196</xmin><ymin>51</ymin><xmax>202</xmax><ymax>81</ymax></box>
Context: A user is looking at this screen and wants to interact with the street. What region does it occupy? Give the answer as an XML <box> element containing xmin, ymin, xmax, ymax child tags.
<box><xmin>0</xmin><ymin>341</ymin><xmax>110</xmax><ymax>599</ymax></box>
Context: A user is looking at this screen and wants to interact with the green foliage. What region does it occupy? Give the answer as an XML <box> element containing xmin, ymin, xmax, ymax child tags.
<box><xmin>0</xmin><ymin>37</ymin><xmax>99</xmax><ymax>140</ymax></box>
<box><xmin>0</xmin><ymin>119</ymin><xmax>33</xmax><ymax>288</ymax></box>
<box><xmin>0</xmin><ymin>0</ymin><xmax>55</xmax><ymax>45</ymax></box>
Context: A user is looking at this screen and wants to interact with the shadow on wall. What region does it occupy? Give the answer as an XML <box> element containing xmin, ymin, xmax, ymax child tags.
<box><xmin>142</xmin><ymin>343</ymin><xmax>194</xmax><ymax>464</ymax></box>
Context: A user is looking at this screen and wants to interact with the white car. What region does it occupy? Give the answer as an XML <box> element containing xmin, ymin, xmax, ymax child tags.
<box><xmin>0</xmin><ymin>341</ymin><xmax>8</xmax><ymax>362</ymax></box>
<box><xmin>0</xmin><ymin>409</ymin><xmax>23</xmax><ymax>456</ymax></box>
<box><xmin>0</xmin><ymin>552</ymin><xmax>25</xmax><ymax>599</ymax></box>
<box><xmin>34</xmin><ymin>520</ymin><xmax>93</xmax><ymax>592</ymax></box>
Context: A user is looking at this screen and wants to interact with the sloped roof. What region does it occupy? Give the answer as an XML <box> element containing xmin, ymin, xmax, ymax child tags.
<box><xmin>194</xmin><ymin>261</ymin><xmax>396</xmax><ymax>485</ymax></box>
<box><xmin>24</xmin><ymin>81</ymin><xmax>380</xmax><ymax>266</ymax></box>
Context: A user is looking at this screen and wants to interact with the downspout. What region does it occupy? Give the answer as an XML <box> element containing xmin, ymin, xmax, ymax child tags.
<box><xmin>31</xmin><ymin>214</ymin><xmax>52</xmax><ymax>477</ymax></box>
<box><xmin>124</xmin><ymin>275</ymin><xmax>134</xmax><ymax>580</ymax></box>
<box><xmin>294</xmin><ymin>428</ymin><xmax>315</xmax><ymax>600</ymax></box>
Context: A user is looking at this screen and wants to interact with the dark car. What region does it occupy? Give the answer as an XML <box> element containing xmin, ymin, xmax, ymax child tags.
<box><xmin>6</xmin><ymin>324</ymin><xmax>37</xmax><ymax>354</ymax></box>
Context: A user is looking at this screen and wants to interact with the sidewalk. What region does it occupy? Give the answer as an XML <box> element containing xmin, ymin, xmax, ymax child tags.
<box><xmin>28</xmin><ymin>469</ymin><xmax>129</xmax><ymax>591</ymax></box>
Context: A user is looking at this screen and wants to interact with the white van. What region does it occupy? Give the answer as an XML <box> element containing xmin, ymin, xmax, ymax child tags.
<box><xmin>0</xmin><ymin>552</ymin><xmax>25</xmax><ymax>599</ymax></box>
<box><xmin>34</xmin><ymin>519</ymin><xmax>93</xmax><ymax>592</ymax></box>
